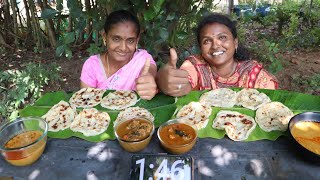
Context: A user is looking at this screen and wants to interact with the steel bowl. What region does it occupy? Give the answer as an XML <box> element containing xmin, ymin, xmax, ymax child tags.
<box><xmin>288</xmin><ymin>112</ymin><xmax>320</xmax><ymax>161</ymax></box>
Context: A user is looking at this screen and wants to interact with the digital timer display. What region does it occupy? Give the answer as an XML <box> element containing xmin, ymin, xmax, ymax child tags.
<box><xmin>130</xmin><ymin>154</ymin><xmax>193</xmax><ymax>180</ymax></box>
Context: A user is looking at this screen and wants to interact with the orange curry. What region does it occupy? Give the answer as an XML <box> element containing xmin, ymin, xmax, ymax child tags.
<box><xmin>3</xmin><ymin>130</ymin><xmax>46</xmax><ymax>166</ymax></box>
<box><xmin>159</xmin><ymin>123</ymin><xmax>196</xmax><ymax>146</ymax></box>
<box><xmin>291</xmin><ymin>121</ymin><xmax>320</xmax><ymax>155</ymax></box>
<box><xmin>116</xmin><ymin>118</ymin><xmax>153</xmax><ymax>142</ymax></box>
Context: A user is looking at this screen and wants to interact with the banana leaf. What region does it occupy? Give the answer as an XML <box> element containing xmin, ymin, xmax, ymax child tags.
<box><xmin>19</xmin><ymin>91</ymin><xmax>176</xmax><ymax>142</ymax></box>
<box><xmin>175</xmin><ymin>89</ymin><xmax>320</xmax><ymax>141</ymax></box>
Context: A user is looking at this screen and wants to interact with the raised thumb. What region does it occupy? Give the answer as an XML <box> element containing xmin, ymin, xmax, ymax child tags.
<box><xmin>168</xmin><ymin>48</ymin><xmax>178</xmax><ymax>69</ymax></box>
<box><xmin>141</xmin><ymin>58</ymin><xmax>151</xmax><ymax>75</ymax></box>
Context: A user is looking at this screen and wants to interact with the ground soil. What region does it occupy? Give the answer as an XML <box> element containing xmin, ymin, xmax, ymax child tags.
<box><xmin>1</xmin><ymin>46</ymin><xmax>319</xmax><ymax>96</ymax></box>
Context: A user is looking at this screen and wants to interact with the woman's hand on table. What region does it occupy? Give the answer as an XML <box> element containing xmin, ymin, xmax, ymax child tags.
<box><xmin>156</xmin><ymin>48</ymin><xmax>191</xmax><ymax>97</ymax></box>
<box><xmin>136</xmin><ymin>58</ymin><xmax>158</xmax><ymax>100</ymax></box>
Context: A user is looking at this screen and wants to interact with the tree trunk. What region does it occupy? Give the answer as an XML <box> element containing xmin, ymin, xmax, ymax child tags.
<box><xmin>3</xmin><ymin>0</ymin><xmax>12</xmax><ymax>44</ymax></box>
<box><xmin>68</xmin><ymin>16</ymin><xmax>73</xmax><ymax>32</ymax></box>
<box><xmin>28</xmin><ymin>0</ymin><xmax>44</xmax><ymax>50</ymax></box>
<box><xmin>15</xmin><ymin>2</ymin><xmax>23</xmax><ymax>29</ymax></box>
<box><xmin>9</xmin><ymin>0</ymin><xmax>19</xmax><ymax>46</ymax></box>
<box><xmin>0</xmin><ymin>31</ymin><xmax>14</xmax><ymax>49</ymax></box>
<box><xmin>228</xmin><ymin>0</ymin><xmax>234</xmax><ymax>15</ymax></box>
<box><xmin>84</xmin><ymin>0</ymin><xmax>92</xmax><ymax>46</ymax></box>
<box><xmin>22</xmin><ymin>0</ymin><xmax>32</xmax><ymax>44</ymax></box>
<box><xmin>309</xmin><ymin>0</ymin><xmax>313</xmax><ymax>27</ymax></box>
<box><xmin>39</xmin><ymin>0</ymin><xmax>57</xmax><ymax>47</ymax></box>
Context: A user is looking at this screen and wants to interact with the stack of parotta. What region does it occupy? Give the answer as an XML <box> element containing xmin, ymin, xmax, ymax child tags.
<box><xmin>176</xmin><ymin>88</ymin><xmax>294</xmax><ymax>141</ymax></box>
<box><xmin>41</xmin><ymin>88</ymin><xmax>151</xmax><ymax>136</ymax></box>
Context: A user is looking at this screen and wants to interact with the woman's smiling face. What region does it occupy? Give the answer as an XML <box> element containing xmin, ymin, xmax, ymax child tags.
<box><xmin>199</xmin><ymin>23</ymin><xmax>238</xmax><ymax>67</ymax></box>
<box><xmin>105</xmin><ymin>21</ymin><xmax>139</xmax><ymax>63</ymax></box>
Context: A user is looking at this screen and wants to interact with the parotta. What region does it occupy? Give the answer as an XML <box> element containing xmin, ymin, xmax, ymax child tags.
<box><xmin>176</xmin><ymin>102</ymin><xmax>212</xmax><ymax>130</ymax></box>
<box><xmin>255</xmin><ymin>102</ymin><xmax>294</xmax><ymax>132</ymax></box>
<box><xmin>236</xmin><ymin>88</ymin><xmax>271</xmax><ymax>110</ymax></box>
<box><xmin>69</xmin><ymin>88</ymin><xmax>105</xmax><ymax>108</ymax></box>
<box><xmin>42</xmin><ymin>100</ymin><xmax>77</xmax><ymax>132</ymax></box>
<box><xmin>200</xmin><ymin>88</ymin><xmax>237</xmax><ymax>108</ymax></box>
<box><xmin>100</xmin><ymin>90</ymin><xmax>138</xmax><ymax>110</ymax></box>
<box><xmin>212</xmin><ymin>110</ymin><xmax>256</xmax><ymax>141</ymax></box>
<box><xmin>70</xmin><ymin>108</ymin><xmax>110</xmax><ymax>136</ymax></box>
<box><xmin>114</xmin><ymin>107</ymin><xmax>154</xmax><ymax>127</ymax></box>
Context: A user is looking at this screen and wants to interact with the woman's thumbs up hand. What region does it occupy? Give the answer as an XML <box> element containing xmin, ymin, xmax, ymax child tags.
<box><xmin>136</xmin><ymin>58</ymin><xmax>157</xmax><ymax>100</ymax></box>
<box><xmin>156</xmin><ymin>48</ymin><xmax>191</xmax><ymax>97</ymax></box>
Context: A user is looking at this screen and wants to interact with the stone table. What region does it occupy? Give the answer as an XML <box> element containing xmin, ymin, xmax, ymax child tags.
<box><xmin>1</xmin><ymin>134</ymin><xmax>319</xmax><ymax>180</ymax></box>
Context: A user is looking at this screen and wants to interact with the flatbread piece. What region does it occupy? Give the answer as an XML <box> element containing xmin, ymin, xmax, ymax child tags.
<box><xmin>70</xmin><ymin>108</ymin><xmax>110</xmax><ymax>136</ymax></box>
<box><xmin>176</xmin><ymin>102</ymin><xmax>212</xmax><ymax>130</ymax></box>
<box><xmin>212</xmin><ymin>110</ymin><xmax>256</xmax><ymax>141</ymax></box>
<box><xmin>42</xmin><ymin>100</ymin><xmax>77</xmax><ymax>132</ymax></box>
<box><xmin>236</xmin><ymin>88</ymin><xmax>271</xmax><ymax>110</ymax></box>
<box><xmin>101</xmin><ymin>90</ymin><xmax>138</xmax><ymax>110</ymax></box>
<box><xmin>114</xmin><ymin>107</ymin><xmax>154</xmax><ymax>126</ymax></box>
<box><xmin>69</xmin><ymin>88</ymin><xmax>105</xmax><ymax>108</ymax></box>
<box><xmin>255</xmin><ymin>102</ymin><xmax>294</xmax><ymax>132</ymax></box>
<box><xmin>200</xmin><ymin>88</ymin><xmax>237</xmax><ymax>108</ymax></box>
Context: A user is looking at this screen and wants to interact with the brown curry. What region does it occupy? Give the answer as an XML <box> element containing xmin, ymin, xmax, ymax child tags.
<box><xmin>291</xmin><ymin>121</ymin><xmax>320</xmax><ymax>155</ymax></box>
<box><xmin>4</xmin><ymin>130</ymin><xmax>46</xmax><ymax>166</ymax></box>
<box><xmin>159</xmin><ymin>123</ymin><xmax>196</xmax><ymax>146</ymax></box>
<box><xmin>116</xmin><ymin>118</ymin><xmax>153</xmax><ymax>142</ymax></box>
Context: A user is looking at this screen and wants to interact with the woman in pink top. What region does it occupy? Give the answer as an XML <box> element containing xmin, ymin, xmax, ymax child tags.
<box><xmin>80</xmin><ymin>10</ymin><xmax>157</xmax><ymax>100</ymax></box>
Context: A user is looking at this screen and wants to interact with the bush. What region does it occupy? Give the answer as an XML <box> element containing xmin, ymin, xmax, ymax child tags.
<box><xmin>0</xmin><ymin>63</ymin><xmax>61</xmax><ymax>120</ymax></box>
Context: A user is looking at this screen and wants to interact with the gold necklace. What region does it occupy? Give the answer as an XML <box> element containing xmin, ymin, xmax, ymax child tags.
<box><xmin>211</xmin><ymin>61</ymin><xmax>237</xmax><ymax>79</ymax></box>
<box><xmin>105</xmin><ymin>53</ymin><xmax>110</xmax><ymax>77</ymax></box>
<box><xmin>225</xmin><ymin>62</ymin><xmax>237</xmax><ymax>78</ymax></box>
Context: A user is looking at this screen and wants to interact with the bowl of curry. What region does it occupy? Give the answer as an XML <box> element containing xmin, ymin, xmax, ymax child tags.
<box><xmin>289</xmin><ymin>112</ymin><xmax>320</xmax><ymax>159</ymax></box>
<box><xmin>157</xmin><ymin>119</ymin><xmax>197</xmax><ymax>154</ymax></box>
<box><xmin>114</xmin><ymin>118</ymin><xmax>154</xmax><ymax>152</ymax></box>
<box><xmin>0</xmin><ymin>117</ymin><xmax>48</xmax><ymax>166</ymax></box>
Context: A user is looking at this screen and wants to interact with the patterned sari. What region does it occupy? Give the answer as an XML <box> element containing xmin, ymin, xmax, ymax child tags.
<box><xmin>180</xmin><ymin>55</ymin><xmax>278</xmax><ymax>90</ymax></box>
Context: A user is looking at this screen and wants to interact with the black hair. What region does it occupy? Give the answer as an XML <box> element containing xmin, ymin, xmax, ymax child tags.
<box><xmin>196</xmin><ymin>13</ymin><xmax>249</xmax><ymax>61</ymax></box>
<box><xmin>104</xmin><ymin>10</ymin><xmax>140</xmax><ymax>37</ymax></box>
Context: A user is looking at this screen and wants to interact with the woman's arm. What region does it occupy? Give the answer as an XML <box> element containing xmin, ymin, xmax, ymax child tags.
<box><xmin>80</xmin><ymin>81</ymin><xmax>92</xmax><ymax>89</ymax></box>
<box><xmin>156</xmin><ymin>48</ymin><xmax>192</xmax><ymax>97</ymax></box>
<box><xmin>254</xmin><ymin>69</ymin><xmax>279</xmax><ymax>89</ymax></box>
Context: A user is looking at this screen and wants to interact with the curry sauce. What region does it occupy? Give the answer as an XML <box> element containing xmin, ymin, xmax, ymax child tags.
<box><xmin>116</xmin><ymin>118</ymin><xmax>153</xmax><ymax>142</ymax></box>
<box><xmin>3</xmin><ymin>130</ymin><xmax>46</xmax><ymax>166</ymax></box>
<box><xmin>291</xmin><ymin>121</ymin><xmax>320</xmax><ymax>155</ymax></box>
<box><xmin>159</xmin><ymin>123</ymin><xmax>196</xmax><ymax>146</ymax></box>
<box><xmin>5</xmin><ymin>130</ymin><xmax>43</xmax><ymax>149</ymax></box>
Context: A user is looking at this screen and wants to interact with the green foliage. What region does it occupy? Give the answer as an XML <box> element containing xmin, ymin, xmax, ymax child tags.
<box><xmin>41</xmin><ymin>8</ymin><xmax>59</xmax><ymax>19</ymax></box>
<box><xmin>86</xmin><ymin>43</ymin><xmax>104</xmax><ymax>56</ymax></box>
<box><xmin>56</xmin><ymin>32</ymin><xmax>75</xmax><ymax>59</ymax></box>
<box><xmin>137</xmin><ymin>0</ymin><xmax>209</xmax><ymax>66</ymax></box>
<box><xmin>292</xmin><ymin>74</ymin><xmax>320</xmax><ymax>94</ymax></box>
<box><xmin>50</xmin><ymin>0</ymin><xmax>211</xmax><ymax>65</ymax></box>
<box><xmin>249</xmin><ymin>40</ymin><xmax>283</xmax><ymax>74</ymax></box>
<box><xmin>307</xmin><ymin>74</ymin><xmax>320</xmax><ymax>93</ymax></box>
<box><xmin>0</xmin><ymin>63</ymin><xmax>61</xmax><ymax>120</ymax></box>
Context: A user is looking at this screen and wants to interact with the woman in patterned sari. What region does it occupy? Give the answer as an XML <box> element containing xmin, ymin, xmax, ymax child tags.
<box><xmin>156</xmin><ymin>13</ymin><xmax>278</xmax><ymax>97</ymax></box>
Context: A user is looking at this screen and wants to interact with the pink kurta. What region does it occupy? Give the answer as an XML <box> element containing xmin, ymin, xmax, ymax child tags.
<box><xmin>80</xmin><ymin>49</ymin><xmax>156</xmax><ymax>90</ymax></box>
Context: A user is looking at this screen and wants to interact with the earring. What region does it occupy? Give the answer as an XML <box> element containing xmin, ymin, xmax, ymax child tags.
<box><xmin>235</xmin><ymin>47</ymin><xmax>238</xmax><ymax>54</ymax></box>
<box><xmin>136</xmin><ymin>44</ymin><xmax>138</xmax><ymax>51</ymax></box>
<box><xmin>103</xmin><ymin>39</ymin><xmax>107</xmax><ymax>47</ymax></box>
